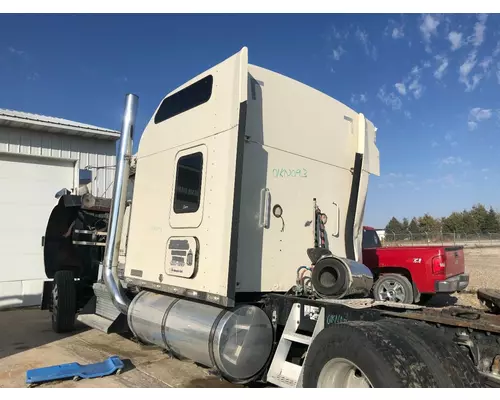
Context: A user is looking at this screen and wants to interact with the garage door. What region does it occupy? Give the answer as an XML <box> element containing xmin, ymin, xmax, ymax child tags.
<box><xmin>0</xmin><ymin>153</ymin><xmax>75</xmax><ymax>309</ymax></box>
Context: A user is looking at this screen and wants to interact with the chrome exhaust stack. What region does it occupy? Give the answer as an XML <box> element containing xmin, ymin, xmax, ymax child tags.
<box><xmin>102</xmin><ymin>93</ymin><xmax>139</xmax><ymax>314</ymax></box>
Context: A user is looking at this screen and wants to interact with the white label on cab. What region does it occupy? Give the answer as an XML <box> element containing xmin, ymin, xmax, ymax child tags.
<box><xmin>165</xmin><ymin>236</ymin><xmax>198</xmax><ymax>278</ymax></box>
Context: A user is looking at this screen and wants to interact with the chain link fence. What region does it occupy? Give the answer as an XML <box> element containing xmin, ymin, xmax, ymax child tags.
<box><xmin>382</xmin><ymin>231</ymin><xmax>500</xmax><ymax>248</ymax></box>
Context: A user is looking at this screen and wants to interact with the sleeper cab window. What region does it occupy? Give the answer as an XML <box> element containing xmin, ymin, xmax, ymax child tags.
<box><xmin>154</xmin><ymin>75</ymin><xmax>213</xmax><ymax>124</ymax></box>
<box><xmin>173</xmin><ymin>152</ymin><xmax>203</xmax><ymax>214</ymax></box>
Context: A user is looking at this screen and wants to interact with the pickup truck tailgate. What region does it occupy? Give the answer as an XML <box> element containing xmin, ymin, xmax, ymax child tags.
<box><xmin>444</xmin><ymin>246</ymin><xmax>465</xmax><ymax>277</ymax></box>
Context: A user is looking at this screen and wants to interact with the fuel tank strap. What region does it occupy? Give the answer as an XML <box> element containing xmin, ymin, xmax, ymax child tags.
<box><xmin>161</xmin><ymin>297</ymin><xmax>181</xmax><ymax>354</ymax></box>
<box><xmin>208</xmin><ymin>308</ymin><xmax>229</xmax><ymax>368</ymax></box>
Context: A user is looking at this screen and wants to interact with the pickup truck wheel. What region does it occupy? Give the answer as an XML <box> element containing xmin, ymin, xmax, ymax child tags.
<box><xmin>373</xmin><ymin>274</ymin><xmax>414</xmax><ymax>304</ymax></box>
<box><xmin>303</xmin><ymin>320</ymin><xmax>447</xmax><ymax>387</ymax></box>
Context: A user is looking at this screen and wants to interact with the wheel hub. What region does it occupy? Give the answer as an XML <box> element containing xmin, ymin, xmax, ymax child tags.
<box><xmin>317</xmin><ymin>358</ymin><xmax>372</xmax><ymax>388</ymax></box>
<box><xmin>378</xmin><ymin>280</ymin><xmax>406</xmax><ymax>302</ymax></box>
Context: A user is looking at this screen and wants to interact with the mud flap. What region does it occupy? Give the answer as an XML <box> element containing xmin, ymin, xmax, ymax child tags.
<box><xmin>40</xmin><ymin>280</ymin><xmax>53</xmax><ymax>310</ymax></box>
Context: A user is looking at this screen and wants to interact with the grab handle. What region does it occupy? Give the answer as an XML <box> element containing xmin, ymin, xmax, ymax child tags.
<box><xmin>259</xmin><ymin>188</ymin><xmax>271</xmax><ymax>228</ymax></box>
<box><xmin>332</xmin><ymin>201</ymin><xmax>340</xmax><ymax>237</ymax></box>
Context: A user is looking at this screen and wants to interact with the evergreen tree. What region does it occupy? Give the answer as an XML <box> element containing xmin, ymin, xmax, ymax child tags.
<box><xmin>408</xmin><ymin>217</ymin><xmax>419</xmax><ymax>233</ymax></box>
<box><xmin>385</xmin><ymin>204</ymin><xmax>500</xmax><ymax>235</ymax></box>
<box><xmin>470</xmin><ymin>203</ymin><xmax>489</xmax><ymax>232</ymax></box>
<box><xmin>442</xmin><ymin>212</ymin><xmax>464</xmax><ymax>233</ymax></box>
<box><xmin>462</xmin><ymin>210</ymin><xmax>479</xmax><ymax>234</ymax></box>
<box><xmin>486</xmin><ymin>206</ymin><xmax>500</xmax><ymax>232</ymax></box>
<box><xmin>418</xmin><ymin>213</ymin><xmax>440</xmax><ymax>232</ymax></box>
<box><xmin>385</xmin><ymin>217</ymin><xmax>403</xmax><ymax>234</ymax></box>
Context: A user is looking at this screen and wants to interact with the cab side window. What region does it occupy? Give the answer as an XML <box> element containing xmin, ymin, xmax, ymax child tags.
<box><xmin>173</xmin><ymin>152</ymin><xmax>203</xmax><ymax>214</ymax></box>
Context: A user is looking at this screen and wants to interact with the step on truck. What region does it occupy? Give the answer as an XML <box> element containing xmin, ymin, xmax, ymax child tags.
<box><xmin>40</xmin><ymin>47</ymin><xmax>500</xmax><ymax>388</ymax></box>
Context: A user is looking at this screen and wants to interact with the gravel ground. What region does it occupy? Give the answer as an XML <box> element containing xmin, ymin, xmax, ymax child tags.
<box><xmin>425</xmin><ymin>246</ymin><xmax>500</xmax><ymax>310</ymax></box>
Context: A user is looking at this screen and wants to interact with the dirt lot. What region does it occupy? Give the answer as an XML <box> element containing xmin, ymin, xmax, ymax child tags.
<box><xmin>0</xmin><ymin>309</ymin><xmax>241</xmax><ymax>388</ymax></box>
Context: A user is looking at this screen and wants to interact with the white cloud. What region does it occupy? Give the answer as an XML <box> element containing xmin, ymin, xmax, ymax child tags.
<box><xmin>355</xmin><ymin>27</ymin><xmax>378</xmax><ymax>60</ymax></box>
<box><xmin>377</xmin><ymin>86</ymin><xmax>402</xmax><ymax>111</ymax></box>
<box><xmin>409</xmin><ymin>78</ymin><xmax>423</xmax><ymax>99</ymax></box>
<box><xmin>392</xmin><ymin>27</ymin><xmax>404</xmax><ymax>39</ymax></box>
<box><xmin>385</xmin><ymin>17</ymin><xmax>405</xmax><ymax>40</ymax></box>
<box><xmin>459</xmin><ymin>50</ymin><xmax>479</xmax><ymax>91</ymax></box>
<box><xmin>388</xmin><ymin>172</ymin><xmax>402</xmax><ymax>178</ymax></box>
<box><xmin>471</xmin><ymin>74</ymin><xmax>483</xmax><ymax>90</ymax></box>
<box><xmin>378</xmin><ymin>182</ymin><xmax>395</xmax><ymax>189</ymax></box>
<box><xmin>8</xmin><ymin>46</ymin><xmax>25</xmax><ymax>56</ymax></box>
<box><xmin>411</xmin><ymin>65</ymin><xmax>421</xmax><ymax>75</ymax></box>
<box><xmin>468</xmin><ymin>14</ymin><xmax>488</xmax><ymax>48</ymax></box>
<box><xmin>451</xmin><ymin>141</ymin><xmax>458</xmax><ymax>147</ymax></box>
<box><xmin>455</xmin><ymin>16</ymin><xmax>491</xmax><ymax>91</ymax></box>
<box><xmin>332</xmin><ymin>46</ymin><xmax>345</xmax><ymax>61</ymax></box>
<box><xmin>479</xmin><ymin>57</ymin><xmax>493</xmax><ymax>72</ymax></box>
<box><xmin>424</xmin><ymin>174</ymin><xmax>459</xmax><ymax>190</ymax></box>
<box><xmin>420</xmin><ymin>14</ymin><xmax>440</xmax><ymax>41</ymax></box>
<box><xmin>395</xmin><ymin>83</ymin><xmax>406</xmax><ymax>95</ymax></box>
<box><xmin>351</xmin><ymin>93</ymin><xmax>368</xmax><ymax>104</ymax></box>
<box><xmin>468</xmin><ymin>121</ymin><xmax>478</xmax><ymax>131</ymax></box>
<box><xmin>356</xmin><ymin>28</ymin><xmax>369</xmax><ymax>49</ymax></box>
<box><xmin>448</xmin><ymin>31</ymin><xmax>463</xmax><ymax>51</ymax></box>
<box><xmin>403</xmin><ymin>64</ymin><xmax>426</xmax><ymax>99</ymax></box>
<box><xmin>331</xmin><ymin>26</ymin><xmax>343</xmax><ymax>40</ymax></box>
<box><xmin>497</xmin><ymin>62</ymin><xmax>500</xmax><ymax>84</ymax></box>
<box><xmin>482</xmin><ymin>168</ymin><xmax>489</xmax><ymax>173</ymax></box>
<box><xmin>420</xmin><ymin>14</ymin><xmax>440</xmax><ymax>52</ymax></box>
<box><xmin>494</xmin><ymin>41</ymin><xmax>500</xmax><ymax>57</ymax></box>
<box><xmin>431</xmin><ymin>141</ymin><xmax>439</xmax><ymax>148</ymax></box>
<box><xmin>440</xmin><ymin>156</ymin><xmax>463</xmax><ymax>166</ymax></box>
<box><xmin>404</xmin><ymin>110</ymin><xmax>412</xmax><ymax>119</ymax></box>
<box><xmin>468</xmin><ymin>107</ymin><xmax>492</xmax><ymax>131</ymax></box>
<box><xmin>470</xmin><ymin>107</ymin><xmax>492</xmax><ymax>121</ymax></box>
<box><xmin>434</xmin><ymin>55</ymin><xmax>449</xmax><ymax>80</ymax></box>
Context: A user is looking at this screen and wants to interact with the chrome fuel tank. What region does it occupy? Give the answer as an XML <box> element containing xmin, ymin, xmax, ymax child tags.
<box><xmin>127</xmin><ymin>290</ymin><xmax>274</xmax><ymax>382</ymax></box>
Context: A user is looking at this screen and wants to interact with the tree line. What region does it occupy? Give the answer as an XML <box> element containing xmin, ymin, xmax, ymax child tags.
<box><xmin>385</xmin><ymin>203</ymin><xmax>500</xmax><ymax>234</ymax></box>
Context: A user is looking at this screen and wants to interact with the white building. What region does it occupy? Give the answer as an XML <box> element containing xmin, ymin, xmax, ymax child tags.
<box><xmin>376</xmin><ymin>229</ymin><xmax>386</xmax><ymax>241</ymax></box>
<box><xmin>0</xmin><ymin>109</ymin><xmax>119</xmax><ymax>309</ymax></box>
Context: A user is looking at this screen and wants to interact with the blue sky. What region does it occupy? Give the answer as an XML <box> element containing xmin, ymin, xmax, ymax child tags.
<box><xmin>1</xmin><ymin>14</ymin><xmax>499</xmax><ymax>227</ymax></box>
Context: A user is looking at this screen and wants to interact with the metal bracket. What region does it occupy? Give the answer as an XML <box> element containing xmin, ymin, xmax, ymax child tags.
<box><xmin>454</xmin><ymin>333</ymin><xmax>481</xmax><ymax>367</ymax></box>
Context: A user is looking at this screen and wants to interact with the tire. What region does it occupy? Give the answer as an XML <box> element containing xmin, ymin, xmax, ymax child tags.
<box><xmin>302</xmin><ymin>320</ymin><xmax>482</xmax><ymax>388</ymax></box>
<box><xmin>379</xmin><ymin>319</ymin><xmax>483</xmax><ymax>388</ymax></box>
<box><xmin>51</xmin><ymin>270</ymin><xmax>76</xmax><ymax>333</ymax></box>
<box><xmin>303</xmin><ymin>321</ymin><xmax>438</xmax><ymax>388</ymax></box>
<box><xmin>373</xmin><ymin>273</ymin><xmax>414</xmax><ymax>304</ymax></box>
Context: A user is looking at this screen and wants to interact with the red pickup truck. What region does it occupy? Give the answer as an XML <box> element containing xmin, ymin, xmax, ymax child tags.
<box><xmin>362</xmin><ymin>226</ymin><xmax>470</xmax><ymax>304</ymax></box>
